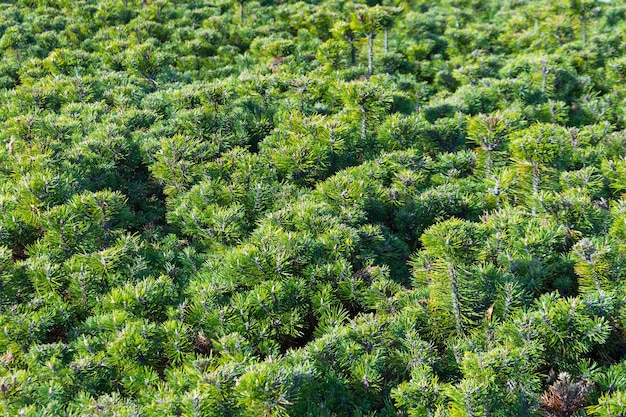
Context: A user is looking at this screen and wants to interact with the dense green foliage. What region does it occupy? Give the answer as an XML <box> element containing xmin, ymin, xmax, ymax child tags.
<box><xmin>1</xmin><ymin>0</ymin><xmax>626</xmax><ymax>415</ymax></box>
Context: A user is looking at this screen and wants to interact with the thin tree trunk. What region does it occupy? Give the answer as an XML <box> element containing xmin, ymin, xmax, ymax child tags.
<box><xmin>360</xmin><ymin>107</ymin><xmax>367</xmax><ymax>142</ymax></box>
<box><xmin>367</xmin><ymin>34</ymin><xmax>373</xmax><ymax>75</ymax></box>
<box><xmin>485</xmin><ymin>151</ymin><xmax>492</xmax><ymax>178</ymax></box>
<box><xmin>464</xmin><ymin>390</ymin><xmax>475</xmax><ymax>417</ymax></box>
<box><xmin>329</xmin><ymin>126</ymin><xmax>337</xmax><ymax>171</ymax></box>
<box><xmin>449</xmin><ymin>264</ymin><xmax>464</xmax><ymax>338</ymax></box>
<box><xmin>532</xmin><ymin>166</ymin><xmax>540</xmax><ymax>196</ymax></box>
<box><xmin>532</xmin><ymin>165</ymin><xmax>540</xmax><ymax>215</ymax></box>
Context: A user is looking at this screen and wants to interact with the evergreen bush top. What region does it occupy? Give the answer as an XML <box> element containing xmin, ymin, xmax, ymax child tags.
<box><xmin>1</xmin><ymin>0</ymin><xmax>626</xmax><ymax>415</ymax></box>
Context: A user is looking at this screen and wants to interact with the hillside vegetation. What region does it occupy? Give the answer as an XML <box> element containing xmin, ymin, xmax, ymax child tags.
<box><xmin>1</xmin><ymin>0</ymin><xmax>626</xmax><ymax>415</ymax></box>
